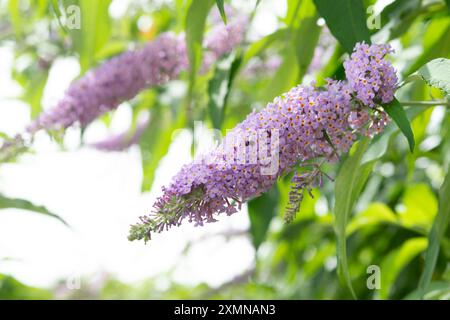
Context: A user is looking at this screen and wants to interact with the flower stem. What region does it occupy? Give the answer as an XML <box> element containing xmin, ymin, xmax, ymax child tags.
<box><xmin>399</xmin><ymin>100</ymin><xmax>450</xmax><ymax>107</ymax></box>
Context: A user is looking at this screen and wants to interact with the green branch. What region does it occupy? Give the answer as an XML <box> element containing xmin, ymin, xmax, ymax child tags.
<box><xmin>399</xmin><ymin>100</ymin><xmax>450</xmax><ymax>107</ymax></box>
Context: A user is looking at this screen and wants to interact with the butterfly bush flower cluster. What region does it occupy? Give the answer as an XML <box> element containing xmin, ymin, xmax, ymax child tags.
<box><xmin>89</xmin><ymin>13</ymin><xmax>247</xmax><ymax>152</ymax></box>
<box><xmin>27</xmin><ymin>34</ymin><xmax>186</xmax><ymax>133</ymax></box>
<box><xmin>26</xmin><ymin>14</ymin><xmax>247</xmax><ymax>134</ymax></box>
<box><xmin>129</xmin><ymin>42</ymin><xmax>398</xmax><ymax>242</ymax></box>
<box><xmin>344</xmin><ymin>43</ymin><xmax>397</xmax><ymax>106</ymax></box>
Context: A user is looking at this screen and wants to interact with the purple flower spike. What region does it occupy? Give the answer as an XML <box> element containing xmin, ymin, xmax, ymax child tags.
<box><xmin>129</xmin><ymin>42</ymin><xmax>397</xmax><ymax>242</ymax></box>
<box><xmin>27</xmin><ymin>33</ymin><xmax>186</xmax><ymax>133</ymax></box>
<box><xmin>27</xmin><ymin>13</ymin><xmax>248</xmax><ymax>134</ymax></box>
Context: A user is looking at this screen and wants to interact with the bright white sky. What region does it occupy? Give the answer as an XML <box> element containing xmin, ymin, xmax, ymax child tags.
<box><xmin>0</xmin><ymin>0</ymin><xmax>287</xmax><ymax>293</ymax></box>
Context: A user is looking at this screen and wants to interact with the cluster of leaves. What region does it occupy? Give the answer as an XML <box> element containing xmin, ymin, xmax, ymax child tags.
<box><xmin>0</xmin><ymin>0</ymin><xmax>450</xmax><ymax>300</ymax></box>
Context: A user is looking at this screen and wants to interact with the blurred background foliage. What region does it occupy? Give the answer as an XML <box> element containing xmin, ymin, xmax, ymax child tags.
<box><xmin>1</xmin><ymin>0</ymin><xmax>450</xmax><ymax>299</ymax></box>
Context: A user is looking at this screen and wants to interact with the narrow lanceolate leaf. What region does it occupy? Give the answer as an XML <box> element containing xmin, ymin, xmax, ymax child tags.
<box><xmin>292</xmin><ymin>1</ymin><xmax>321</xmax><ymax>81</ymax></box>
<box><xmin>248</xmin><ymin>185</ymin><xmax>279</xmax><ymax>250</ymax></box>
<box><xmin>65</xmin><ymin>0</ymin><xmax>112</xmax><ymax>73</ymax></box>
<box><xmin>414</xmin><ymin>58</ymin><xmax>450</xmax><ymax>96</ymax></box>
<box><xmin>215</xmin><ymin>0</ymin><xmax>227</xmax><ymax>24</ymax></box>
<box><xmin>140</xmin><ymin>105</ymin><xmax>185</xmax><ymax>192</ymax></box>
<box><xmin>242</xmin><ymin>29</ymin><xmax>288</xmax><ymax>66</ymax></box>
<box><xmin>313</xmin><ymin>0</ymin><xmax>371</xmax><ymax>53</ymax></box>
<box><xmin>294</xmin><ymin>17</ymin><xmax>321</xmax><ymax>77</ymax></box>
<box><xmin>0</xmin><ymin>194</ymin><xmax>69</xmax><ymax>227</ymax></box>
<box><xmin>418</xmin><ymin>165</ymin><xmax>450</xmax><ymax>298</ymax></box>
<box><xmin>405</xmin><ymin>281</ymin><xmax>450</xmax><ymax>300</ymax></box>
<box><xmin>208</xmin><ymin>52</ymin><xmax>242</xmax><ymax>130</ymax></box>
<box><xmin>380</xmin><ymin>237</ymin><xmax>428</xmax><ymax>299</ymax></box>
<box><xmin>383</xmin><ymin>98</ymin><xmax>415</xmax><ymax>153</ymax></box>
<box><xmin>185</xmin><ymin>0</ymin><xmax>214</xmax><ymax>114</ymax></box>
<box><xmin>334</xmin><ymin>138</ymin><xmax>372</xmax><ymax>299</ymax></box>
<box><xmin>23</xmin><ymin>71</ymin><xmax>49</xmax><ymax>118</ymax></box>
<box><xmin>262</xmin><ymin>47</ymin><xmax>298</xmax><ymax>101</ymax></box>
<box><xmin>8</xmin><ymin>0</ymin><xmax>23</xmax><ymax>37</ymax></box>
<box><xmin>50</xmin><ymin>0</ymin><xmax>68</xmax><ymax>33</ymax></box>
<box><xmin>186</xmin><ymin>0</ymin><xmax>214</xmax><ymax>81</ymax></box>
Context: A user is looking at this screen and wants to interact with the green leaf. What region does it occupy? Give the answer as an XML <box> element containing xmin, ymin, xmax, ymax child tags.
<box><xmin>334</xmin><ymin>138</ymin><xmax>372</xmax><ymax>299</ymax></box>
<box><xmin>303</xmin><ymin>242</ymin><xmax>336</xmax><ymax>278</ymax></box>
<box><xmin>418</xmin><ymin>165</ymin><xmax>450</xmax><ymax>298</ymax></box>
<box><xmin>50</xmin><ymin>0</ymin><xmax>68</xmax><ymax>34</ymax></box>
<box><xmin>65</xmin><ymin>0</ymin><xmax>112</xmax><ymax>72</ymax></box>
<box><xmin>313</xmin><ymin>0</ymin><xmax>371</xmax><ymax>53</ymax></box>
<box><xmin>0</xmin><ymin>194</ymin><xmax>69</xmax><ymax>227</ymax></box>
<box><xmin>294</xmin><ymin>19</ymin><xmax>321</xmax><ymax>75</ymax></box>
<box><xmin>413</xmin><ymin>58</ymin><xmax>450</xmax><ymax>96</ymax></box>
<box><xmin>8</xmin><ymin>0</ymin><xmax>23</xmax><ymax>38</ymax></box>
<box><xmin>398</xmin><ymin>184</ymin><xmax>438</xmax><ymax>231</ymax></box>
<box><xmin>242</xmin><ymin>29</ymin><xmax>288</xmax><ymax>66</ymax></box>
<box><xmin>405</xmin><ymin>17</ymin><xmax>450</xmax><ymax>76</ymax></box>
<box><xmin>215</xmin><ymin>0</ymin><xmax>227</xmax><ymax>24</ymax></box>
<box><xmin>410</xmin><ymin>107</ymin><xmax>434</xmax><ymax>145</ymax></box>
<box><xmin>23</xmin><ymin>72</ymin><xmax>49</xmax><ymax>118</ymax></box>
<box><xmin>379</xmin><ymin>0</ymin><xmax>422</xmax><ymax>40</ymax></box>
<box><xmin>262</xmin><ymin>46</ymin><xmax>299</xmax><ymax>101</ymax></box>
<box><xmin>380</xmin><ymin>0</ymin><xmax>420</xmax><ymax>27</ymax></box>
<box><xmin>184</xmin><ymin>0</ymin><xmax>214</xmax><ymax>119</ymax></box>
<box><xmin>292</xmin><ymin>1</ymin><xmax>321</xmax><ymax>81</ymax></box>
<box><xmin>346</xmin><ymin>203</ymin><xmax>397</xmax><ymax>236</ymax></box>
<box><xmin>284</xmin><ymin>0</ymin><xmax>302</xmax><ymax>28</ymax></box>
<box><xmin>12</xmin><ymin>61</ymin><xmax>50</xmax><ymax>119</ymax></box>
<box><xmin>316</xmin><ymin>45</ymin><xmax>345</xmax><ymax>85</ymax></box>
<box><xmin>140</xmin><ymin>105</ymin><xmax>185</xmax><ymax>192</ymax></box>
<box><xmin>248</xmin><ymin>185</ymin><xmax>279</xmax><ymax>250</ymax></box>
<box><xmin>185</xmin><ymin>0</ymin><xmax>214</xmax><ymax>85</ymax></box>
<box><xmin>0</xmin><ymin>274</ymin><xmax>53</xmax><ymax>300</ymax></box>
<box><xmin>207</xmin><ymin>52</ymin><xmax>242</xmax><ymax>130</ymax></box>
<box><xmin>379</xmin><ymin>237</ymin><xmax>428</xmax><ymax>299</ymax></box>
<box><xmin>382</xmin><ymin>98</ymin><xmax>415</xmax><ymax>153</ymax></box>
<box><xmin>94</xmin><ymin>41</ymin><xmax>128</xmax><ymax>60</ymax></box>
<box><xmin>362</xmin><ymin>106</ymin><xmax>426</xmax><ymax>164</ymax></box>
<box><xmin>405</xmin><ymin>281</ymin><xmax>450</xmax><ymax>300</ymax></box>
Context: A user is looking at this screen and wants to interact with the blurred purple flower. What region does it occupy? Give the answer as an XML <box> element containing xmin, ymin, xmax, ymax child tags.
<box><xmin>204</xmin><ymin>15</ymin><xmax>247</xmax><ymax>61</ymax></box>
<box><xmin>90</xmin><ymin>117</ymin><xmax>149</xmax><ymax>152</ymax></box>
<box><xmin>27</xmin><ymin>13</ymin><xmax>247</xmax><ymax>134</ymax></box>
<box><xmin>244</xmin><ymin>28</ymin><xmax>334</xmax><ymax>80</ymax></box>
<box><xmin>245</xmin><ymin>56</ymin><xmax>282</xmax><ymax>77</ymax></box>
<box><xmin>308</xmin><ymin>27</ymin><xmax>335</xmax><ymax>74</ymax></box>
<box><xmin>27</xmin><ymin>33</ymin><xmax>186</xmax><ymax>133</ymax></box>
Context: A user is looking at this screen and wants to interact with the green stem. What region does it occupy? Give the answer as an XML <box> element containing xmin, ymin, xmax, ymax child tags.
<box><xmin>399</xmin><ymin>100</ymin><xmax>450</xmax><ymax>107</ymax></box>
